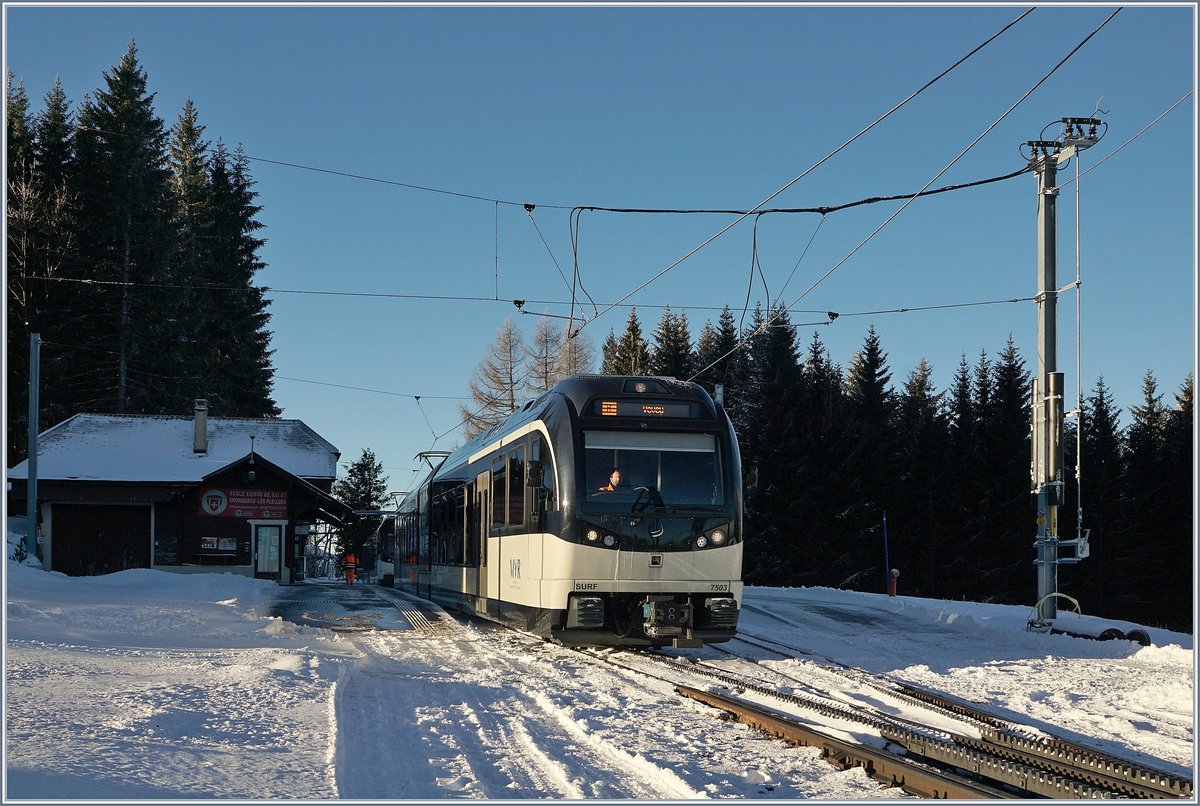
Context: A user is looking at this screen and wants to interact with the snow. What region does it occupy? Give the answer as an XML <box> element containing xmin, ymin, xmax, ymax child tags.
<box><xmin>5</xmin><ymin>413</ymin><xmax>339</xmax><ymax>482</ymax></box>
<box><xmin>4</xmin><ymin>556</ymin><xmax>1194</xmax><ymax>799</ymax></box>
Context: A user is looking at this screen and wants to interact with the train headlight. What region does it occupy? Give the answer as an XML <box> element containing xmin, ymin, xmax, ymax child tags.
<box><xmin>603</xmin><ymin>534</ymin><xmax>616</xmax><ymax>547</ymax></box>
<box><xmin>695</xmin><ymin>534</ymin><xmax>709</xmax><ymax>549</ymax></box>
<box><xmin>710</xmin><ymin>529</ymin><xmax>727</xmax><ymax>546</ymax></box>
<box><xmin>585</xmin><ymin>529</ymin><xmax>600</xmax><ymax>543</ymax></box>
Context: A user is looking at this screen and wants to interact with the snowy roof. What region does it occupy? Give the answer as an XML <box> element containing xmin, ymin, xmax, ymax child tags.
<box><xmin>6</xmin><ymin>413</ymin><xmax>339</xmax><ymax>483</ymax></box>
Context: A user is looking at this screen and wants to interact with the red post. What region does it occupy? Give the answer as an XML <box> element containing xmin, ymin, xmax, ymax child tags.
<box><xmin>887</xmin><ymin>568</ymin><xmax>899</xmax><ymax>597</ymax></box>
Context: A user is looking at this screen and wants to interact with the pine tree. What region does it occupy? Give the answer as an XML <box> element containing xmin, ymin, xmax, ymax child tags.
<box><xmin>6</xmin><ymin>72</ymin><xmax>33</xmax><ymax>179</ymax></box>
<box><xmin>892</xmin><ymin>358</ymin><xmax>947</xmax><ymax>596</ymax></box>
<box><xmin>34</xmin><ymin>77</ymin><xmax>75</xmax><ymax>193</ymax></box>
<box><xmin>838</xmin><ymin>325</ymin><xmax>897</xmax><ymax>589</ymax></box>
<box><xmin>333</xmin><ymin>449</ymin><xmax>389</xmax><ymax>559</ymax></box>
<box><xmin>695</xmin><ymin>305</ymin><xmax>744</xmax><ymax>422</ymax></box>
<box><xmin>979</xmin><ymin>337</ymin><xmax>1031</xmax><ymax>603</ymax></box>
<box><xmin>1105</xmin><ymin>369</ymin><xmax>1171</xmax><ymax>626</ymax></box>
<box><xmin>73</xmin><ymin>41</ymin><xmax>174</xmax><ymax>414</ymax></box>
<box><xmin>163</xmin><ymin>99</ymin><xmax>213</xmax><ymax>410</ymax></box>
<box><xmin>606</xmin><ymin>308</ymin><xmax>653</xmax><ymax>375</ymax></box>
<box><xmin>1062</xmin><ymin>376</ymin><xmax>1123</xmax><ymax>609</ymax></box>
<box><xmin>600</xmin><ymin>328</ymin><xmax>620</xmax><ymax>374</ymax></box>
<box><xmin>1159</xmin><ymin>373</ymin><xmax>1193</xmax><ymax>630</ymax></box>
<box><xmin>7</xmin><ymin>74</ymin><xmax>78</xmax><ymax>461</ymax></box>
<box><xmin>651</xmin><ymin>306</ymin><xmax>694</xmax><ymax>379</ymax></box>
<box><xmin>208</xmin><ymin>144</ymin><xmax>279</xmax><ymax>417</ymax></box>
<box><xmin>740</xmin><ymin>306</ymin><xmax>803</xmax><ymax>585</ymax></box>
<box><xmin>459</xmin><ymin>317</ymin><xmax>528</xmax><ymax>439</ymax></box>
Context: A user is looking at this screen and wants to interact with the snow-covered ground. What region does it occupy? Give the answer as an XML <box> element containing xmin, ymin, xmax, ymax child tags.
<box><xmin>4</xmin><ymin>558</ymin><xmax>1194</xmax><ymax>800</ymax></box>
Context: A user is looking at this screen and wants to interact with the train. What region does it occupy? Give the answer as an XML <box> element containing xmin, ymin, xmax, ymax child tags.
<box><xmin>390</xmin><ymin>375</ymin><xmax>744</xmax><ymax>648</ymax></box>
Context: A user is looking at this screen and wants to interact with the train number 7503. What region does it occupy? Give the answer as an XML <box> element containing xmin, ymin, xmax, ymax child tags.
<box><xmin>709</xmin><ymin>583</ymin><xmax>729</xmax><ymax>592</ymax></box>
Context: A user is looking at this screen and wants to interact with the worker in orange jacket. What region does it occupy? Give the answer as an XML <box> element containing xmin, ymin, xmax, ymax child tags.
<box><xmin>344</xmin><ymin>553</ymin><xmax>358</xmax><ymax>586</ymax></box>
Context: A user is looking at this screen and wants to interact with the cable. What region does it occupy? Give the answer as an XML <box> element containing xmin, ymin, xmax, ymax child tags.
<box><xmin>1054</xmin><ymin>90</ymin><xmax>1193</xmax><ymax>191</ymax></box>
<box><xmin>689</xmin><ymin>8</ymin><xmax>1119</xmax><ymax>383</ymax></box>
<box><xmin>571</xmin><ymin>7</ymin><xmax>1036</xmax><ymax>338</ymax></box>
<box><xmin>776</xmin><ymin>214</ymin><xmax>827</xmax><ymax>307</ymax></box>
<box><xmin>413</xmin><ymin>396</ymin><xmax>438</xmax><ymax>442</ymax></box>
<box><xmin>525</xmin><ymin>204</ymin><xmax>574</xmax><ymax>296</ymax></box>
<box><xmin>275</xmin><ymin>376</ymin><xmax>469</xmax><ymax>400</ymax></box>
<box><xmin>244</xmin><ymin>155</ymin><xmax>573</xmax><ymax>210</ymax></box>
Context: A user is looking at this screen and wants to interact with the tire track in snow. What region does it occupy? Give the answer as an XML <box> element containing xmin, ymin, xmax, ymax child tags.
<box><xmin>331</xmin><ymin>624</ymin><xmax>706</xmax><ymax>798</ymax></box>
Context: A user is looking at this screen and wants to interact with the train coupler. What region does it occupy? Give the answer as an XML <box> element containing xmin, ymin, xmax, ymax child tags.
<box><xmin>642</xmin><ymin>595</ymin><xmax>693</xmax><ymax>640</ymax></box>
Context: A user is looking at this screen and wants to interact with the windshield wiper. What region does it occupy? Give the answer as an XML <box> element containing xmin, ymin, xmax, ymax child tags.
<box><xmin>631</xmin><ymin>486</ymin><xmax>666</xmax><ymax>514</ymax></box>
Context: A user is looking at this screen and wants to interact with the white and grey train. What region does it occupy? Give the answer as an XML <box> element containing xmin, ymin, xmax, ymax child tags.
<box><xmin>390</xmin><ymin>375</ymin><xmax>744</xmax><ymax>648</ymax></box>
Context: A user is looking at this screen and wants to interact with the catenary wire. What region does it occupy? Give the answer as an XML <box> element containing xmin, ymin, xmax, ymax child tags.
<box><xmin>1053</xmin><ymin>90</ymin><xmax>1193</xmax><ymax>191</ymax></box>
<box><xmin>524</xmin><ymin>204</ymin><xmax>574</xmax><ymax>296</ymax></box>
<box><xmin>688</xmin><ymin>7</ymin><xmax>1120</xmax><ymax>384</ymax></box>
<box><xmin>569</xmin><ymin>7</ymin><xmax>1036</xmax><ymax>338</ymax></box>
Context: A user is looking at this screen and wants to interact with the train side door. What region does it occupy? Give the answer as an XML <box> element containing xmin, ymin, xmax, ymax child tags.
<box><xmin>475</xmin><ymin>470</ymin><xmax>490</xmax><ymax>613</ymax></box>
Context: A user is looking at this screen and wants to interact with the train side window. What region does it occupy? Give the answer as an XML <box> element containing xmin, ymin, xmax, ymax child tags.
<box><xmin>534</xmin><ymin>435</ymin><xmax>556</xmax><ymax>510</ymax></box>
<box><xmin>453</xmin><ymin>487</ymin><xmax>466</xmax><ymax>565</ymax></box>
<box><xmin>508</xmin><ymin>447</ymin><xmax>525</xmax><ymax>525</ymax></box>
<box><xmin>491</xmin><ymin>456</ymin><xmax>506</xmax><ymax>531</ymax></box>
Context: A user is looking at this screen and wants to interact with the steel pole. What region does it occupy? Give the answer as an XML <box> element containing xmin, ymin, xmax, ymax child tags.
<box><xmin>26</xmin><ymin>333</ymin><xmax>41</xmax><ymax>559</ymax></box>
<box><xmin>1033</xmin><ymin>156</ymin><xmax>1060</xmax><ymax>622</ymax></box>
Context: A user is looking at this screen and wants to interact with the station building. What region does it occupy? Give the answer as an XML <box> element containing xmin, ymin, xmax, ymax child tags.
<box><xmin>6</xmin><ymin>400</ymin><xmax>354</xmax><ymax>581</ymax></box>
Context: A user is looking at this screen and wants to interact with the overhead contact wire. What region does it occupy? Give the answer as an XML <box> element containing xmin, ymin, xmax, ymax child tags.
<box><xmin>571</xmin><ymin>6</ymin><xmax>1036</xmax><ymax>338</ymax></box>
<box><xmin>689</xmin><ymin>7</ymin><xmax>1120</xmax><ymax>383</ymax></box>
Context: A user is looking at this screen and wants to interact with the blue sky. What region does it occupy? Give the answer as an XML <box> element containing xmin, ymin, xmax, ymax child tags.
<box><xmin>5</xmin><ymin>4</ymin><xmax>1195</xmax><ymax>490</ymax></box>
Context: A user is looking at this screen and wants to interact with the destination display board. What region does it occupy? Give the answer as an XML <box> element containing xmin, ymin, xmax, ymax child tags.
<box><xmin>595</xmin><ymin>399</ymin><xmax>693</xmax><ymax>418</ymax></box>
<box><xmin>198</xmin><ymin>488</ymin><xmax>288</xmax><ymax>519</ymax></box>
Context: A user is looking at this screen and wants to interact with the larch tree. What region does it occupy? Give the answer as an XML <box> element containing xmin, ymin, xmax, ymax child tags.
<box><xmin>459</xmin><ymin>317</ymin><xmax>528</xmax><ymax>439</ymax></box>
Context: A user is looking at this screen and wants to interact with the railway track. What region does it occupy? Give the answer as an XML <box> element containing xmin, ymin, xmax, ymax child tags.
<box><xmin>579</xmin><ymin>641</ymin><xmax>1193</xmax><ymax>799</ymax></box>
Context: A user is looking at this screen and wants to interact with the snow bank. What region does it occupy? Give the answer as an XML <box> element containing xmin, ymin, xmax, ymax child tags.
<box><xmin>5</xmin><ymin>560</ymin><xmax>281</xmax><ymax>648</ymax></box>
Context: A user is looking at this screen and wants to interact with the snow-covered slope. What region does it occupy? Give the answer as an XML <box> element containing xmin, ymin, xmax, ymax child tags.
<box><xmin>4</xmin><ymin>561</ymin><xmax>1193</xmax><ymax>799</ymax></box>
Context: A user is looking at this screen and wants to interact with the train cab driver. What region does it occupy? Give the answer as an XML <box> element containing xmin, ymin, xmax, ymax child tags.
<box><xmin>598</xmin><ymin>468</ymin><xmax>622</xmax><ymax>492</ymax></box>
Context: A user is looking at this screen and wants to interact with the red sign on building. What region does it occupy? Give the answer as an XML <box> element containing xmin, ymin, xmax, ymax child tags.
<box><xmin>199</xmin><ymin>488</ymin><xmax>288</xmax><ymax>519</ymax></box>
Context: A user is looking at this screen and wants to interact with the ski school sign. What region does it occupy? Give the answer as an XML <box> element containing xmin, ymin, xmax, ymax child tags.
<box><xmin>199</xmin><ymin>488</ymin><xmax>288</xmax><ymax>519</ymax></box>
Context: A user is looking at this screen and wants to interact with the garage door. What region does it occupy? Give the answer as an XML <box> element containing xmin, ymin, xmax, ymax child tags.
<box><xmin>52</xmin><ymin>504</ymin><xmax>151</xmax><ymax>576</ymax></box>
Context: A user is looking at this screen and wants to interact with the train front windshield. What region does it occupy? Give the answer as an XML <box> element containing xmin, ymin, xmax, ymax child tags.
<box><xmin>582</xmin><ymin>430</ymin><xmax>725</xmax><ymax>511</ymax></box>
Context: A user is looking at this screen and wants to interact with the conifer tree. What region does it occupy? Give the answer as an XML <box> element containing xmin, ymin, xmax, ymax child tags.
<box><xmin>892</xmin><ymin>358</ymin><xmax>946</xmax><ymax>594</ymax></box>
<box><xmin>606</xmin><ymin>308</ymin><xmax>652</xmax><ymax>375</ymax></box>
<box><xmin>332</xmin><ymin>449</ymin><xmax>389</xmax><ymax>560</ymax></box>
<box><xmin>695</xmin><ymin>306</ymin><xmax>745</xmax><ymax>422</ymax></box>
<box><xmin>1061</xmin><ymin>376</ymin><xmax>1123</xmax><ymax>608</ymax></box>
<box><xmin>459</xmin><ymin>317</ymin><xmax>528</xmax><ymax>439</ymax></box>
<box><xmin>839</xmin><ymin>325</ymin><xmax>897</xmax><ymax>586</ymax></box>
<box><xmin>599</xmin><ymin>328</ymin><xmax>620</xmax><ymax>374</ymax></box>
<box><xmin>7</xmin><ymin>75</ymin><xmax>80</xmax><ymax>460</ymax></box>
<box><xmin>208</xmin><ymin>143</ymin><xmax>278</xmax><ymax>417</ymax></box>
<box><xmin>556</xmin><ymin>327</ymin><xmax>595</xmax><ymax>379</ymax></box>
<box><xmin>163</xmin><ymin>99</ymin><xmax>213</xmax><ymax>409</ymax></box>
<box><xmin>740</xmin><ymin>306</ymin><xmax>803</xmax><ymax>584</ymax></box>
<box><xmin>651</xmin><ymin>306</ymin><xmax>694</xmax><ymax>379</ymax></box>
<box><xmin>527</xmin><ymin>316</ymin><xmax>564</xmax><ymax>394</ymax></box>
<box><xmin>6</xmin><ymin>73</ymin><xmax>33</xmax><ymax>179</ymax></box>
<box><xmin>34</xmin><ymin>78</ymin><xmax>75</xmax><ymax>194</ymax></box>
<box><xmin>1159</xmin><ymin>373</ymin><xmax>1194</xmax><ymax>630</ymax></box>
<box><xmin>1112</xmin><ymin>370</ymin><xmax>1174</xmax><ymax>626</ymax></box>
<box><xmin>74</xmin><ymin>41</ymin><xmax>174</xmax><ymax>414</ymax></box>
